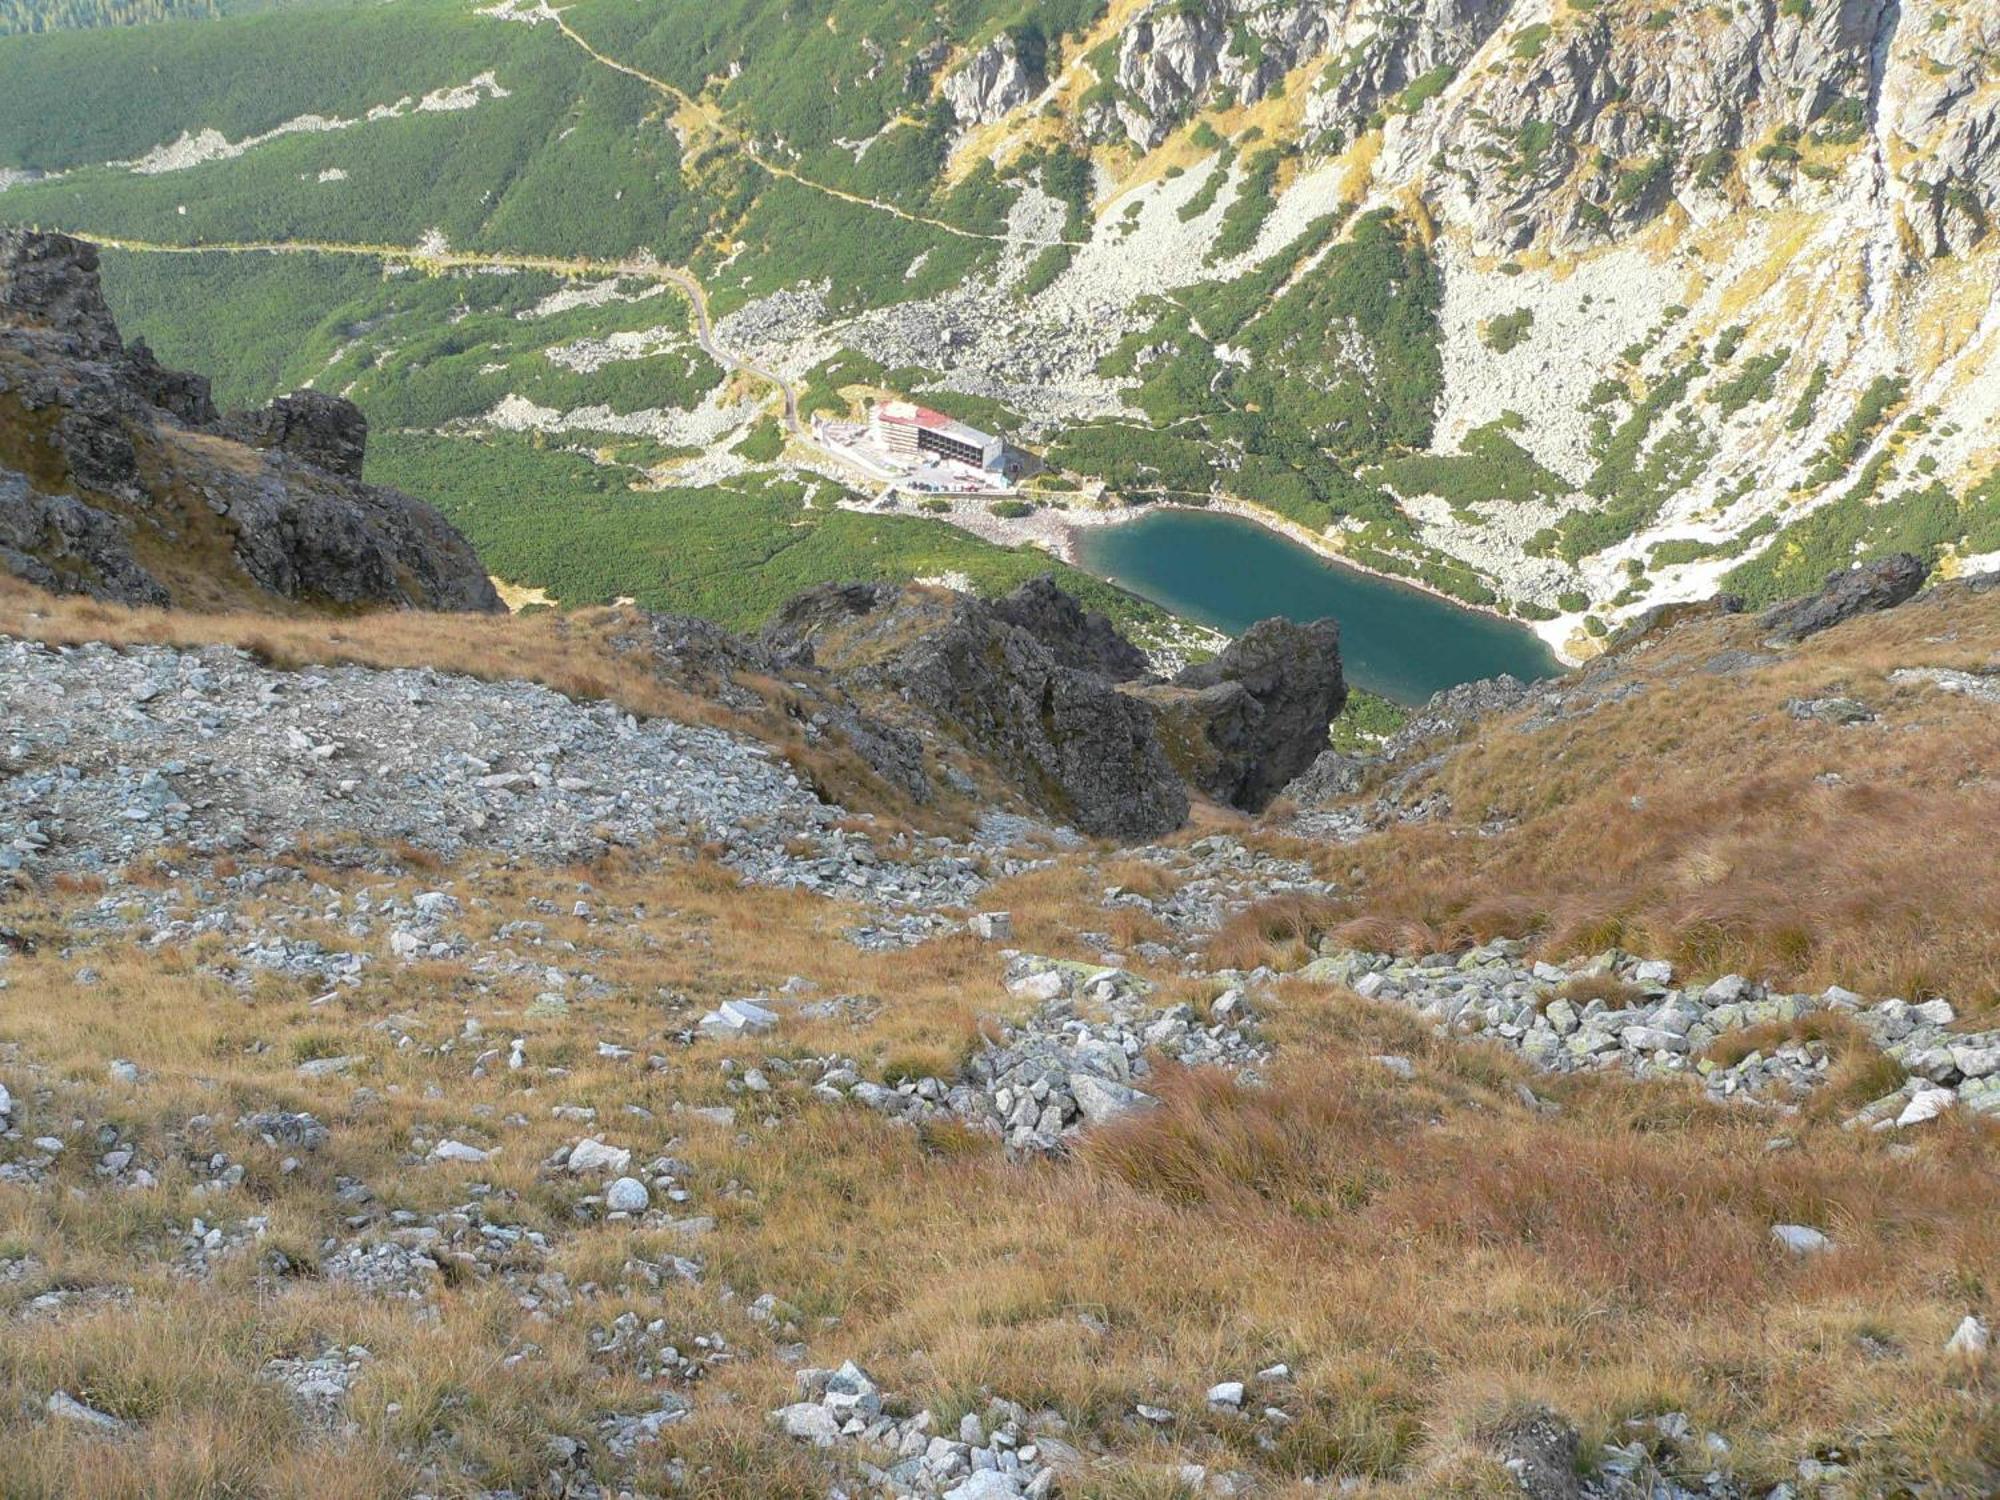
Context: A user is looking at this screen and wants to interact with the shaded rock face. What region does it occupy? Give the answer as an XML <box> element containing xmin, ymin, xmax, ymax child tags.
<box><xmin>1760</xmin><ymin>553</ymin><xmax>1927</xmax><ymax>644</ymax></box>
<box><xmin>759</xmin><ymin>582</ymin><xmax>1349</xmax><ymax>836</ymax></box>
<box><xmin>900</xmin><ymin>615</ymin><xmax>1186</xmax><ymax>838</ymax></box>
<box><xmin>0</xmin><ymin>469</ymin><xmax>166</xmax><ymax>606</ymax></box>
<box><xmin>990</xmin><ymin>574</ymin><xmax>1152</xmax><ymax>682</ymax></box>
<box><xmin>766</xmin><ymin>582</ymin><xmax>1189</xmax><ymax>840</ymax></box>
<box><xmin>0</xmin><ymin>229</ymin><xmax>125</xmax><ymax>360</ymax></box>
<box><xmin>221</xmin><ymin>391</ymin><xmax>369</xmax><ymax>481</ymax></box>
<box><xmin>0</xmin><ymin>229</ymin><xmax>499</xmax><ymax>615</ymax></box>
<box><xmin>1152</xmin><ymin>617</ymin><xmax>1347</xmax><ymax>811</ymax></box>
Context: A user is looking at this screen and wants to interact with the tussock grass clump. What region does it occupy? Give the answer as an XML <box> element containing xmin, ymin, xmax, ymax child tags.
<box><xmin>1552</xmin><ymin>971</ymin><xmax>1651</xmax><ymax>1008</ymax></box>
<box><xmin>1207</xmin><ymin>893</ymin><xmax>1350</xmax><ymax>971</ymax></box>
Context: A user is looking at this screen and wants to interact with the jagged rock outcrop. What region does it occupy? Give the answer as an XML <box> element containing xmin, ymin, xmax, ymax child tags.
<box><xmin>1302</xmin><ymin>0</ymin><xmax>1508</xmax><ymax>152</ymax></box>
<box><xmin>1136</xmin><ymin>616</ymin><xmax>1347</xmax><ymax>812</ymax></box>
<box><xmin>1372</xmin><ymin>0</ymin><xmax>1900</xmax><ymax>252</ymax></box>
<box><xmin>1760</xmin><ymin>553</ymin><xmax>1929</xmax><ymax>645</ymax></box>
<box><xmin>764</xmin><ymin>581</ymin><xmax>1188</xmax><ymax>839</ymax></box>
<box><xmin>942</xmin><ymin>32</ymin><xmax>1041</xmax><ymax>127</ymax></box>
<box><xmin>0</xmin><ymin>469</ymin><xmax>167</xmax><ymax>606</ymax></box>
<box><xmin>1070</xmin><ymin>0</ymin><xmax>1988</xmax><ymax>263</ymax></box>
<box><xmin>0</xmin><ymin>230</ymin><xmax>500</xmax><ymax>614</ymax></box>
<box><xmin>220</xmin><ymin>391</ymin><xmax>369</xmax><ymax>481</ymax></box>
<box><xmin>989</xmin><ymin>573</ymin><xmax>1151</xmax><ymax>681</ymax></box>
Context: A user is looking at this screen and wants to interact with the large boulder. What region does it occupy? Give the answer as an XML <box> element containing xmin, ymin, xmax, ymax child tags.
<box><xmin>0</xmin><ymin>229</ymin><xmax>124</xmax><ymax>360</ymax></box>
<box><xmin>222</xmin><ymin>391</ymin><xmax>369</xmax><ymax>480</ymax></box>
<box><xmin>0</xmin><ymin>229</ymin><xmax>500</xmax><ymax>614</ymax></box>
<box><xmin>1135</xmin><ymin>616</ymin><xmax>1347</xmax><ymax>811</ymax></box>
<box><xmin>1760</xmin><ymin>553</ymin><xmax>1928</xmax><ymax>644</ymax></box>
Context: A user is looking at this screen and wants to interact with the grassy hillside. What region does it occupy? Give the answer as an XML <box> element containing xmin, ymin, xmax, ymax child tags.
<box><xmin>370</xmin><ymin>430</ymin><xmax>1171</xmax><ymax>632</ymax></box>
<box><xmin>0</xmin><ymin>572</ymin><xmax>1994</xmax><ymax>1498</ymax></box>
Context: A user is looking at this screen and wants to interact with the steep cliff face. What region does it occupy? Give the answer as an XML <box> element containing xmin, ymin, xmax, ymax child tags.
<box><xmin>1080</xmin><ymin>0</ymin><xmax>1992</xmax><ymax>256</ymax></box>
<box><xmin>943</xmin><ymin>31</ymin><xmax>1044</xmax><ymax>126</ymax></box>
<box><xmin>0</xmin><ymin>230</ymin><xmax>500</xmax><ymax>614</ymax></box>
<box><xmin>938</xmin><ymin>0</ymin><xmax>1999</xmax><ymax>652</ymax></box>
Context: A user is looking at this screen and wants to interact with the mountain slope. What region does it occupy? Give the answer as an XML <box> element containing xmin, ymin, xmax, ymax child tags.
<box><xmin>1</xmin><ymin>0</ymin><xmax>1994</xmax><ymax>652</ymax></box>
<box><xmin>0</xmin><ymin>495</ymin><xmax>1996</xmax><ymax>1498</ymax></box>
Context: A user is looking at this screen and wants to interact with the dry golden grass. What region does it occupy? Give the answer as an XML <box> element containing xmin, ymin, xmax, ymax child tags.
<box><xmin>1</xmin><ymin>833</ymin><xmax>1993</xmax><ymax>1497</ymax></box>
<box><xmin>1299</xmin><ymin>586</ymin><xmax>2000</xmax><ymax>1010</ymax></box>
<box><xmin>3</xmin><ymin>577</ymin><xmax>1999</xmax><ymax>1492</ymax></box>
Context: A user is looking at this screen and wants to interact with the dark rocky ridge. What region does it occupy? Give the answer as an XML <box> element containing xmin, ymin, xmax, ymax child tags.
<box><xmin>761</xmin><ymin>579</ymin><xmax>1190</xmax><ymax>840</ymax></box>
<box><xmin>0</xmin><ymin>230</ymin><xmax>500</xmax><ymax>614</ymax></box>
<box><xmin>756</xmin><ymin>577</ymin><xmax>1348</xmax><ymax>839</ymax></box>
<box><xmin>1760</xmin><ymin>552</ymin><xmax>1929</xmax><ymax>645</ymax></box>
<box><xmin>1149</xmin><ymin>616</ymin><xmax>1348</xmax><ymax>810</ymax></box>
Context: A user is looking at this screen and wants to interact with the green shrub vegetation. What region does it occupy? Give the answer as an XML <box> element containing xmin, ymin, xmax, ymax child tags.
<box><xmin>1787</xmin><ymin>361</ymin><xmax>1830</xmax><ymax>431</ymax></box>
<box><xmin>1722</xmin><ymin>466</ymin><xmax>2000</xmax><ymax>606</ymax></box>
<box><xmin>1708</xmin><ymin>348</ymin><xmax>1790</xmax><ymax>418</ymax></box>
<box><xmin>1802</xmin><ymin>375</ymin><xmax>1907</xmax><ymax>488</ymax></box>
<box><xmin>1208</xmin><ymin>147</ymin><xmax>1281</xmax><ymax>261</ymax></box>
<box><xmin>1396</xmin><ymin>65</ymin><xmax>1456</xmax><ymax>114</ymax></box>
<box><xmin>1482</xmin><ymin>308</ymin><xmax>1534</xmax><ymax>353</ymax></box>
<box><xmin>733</xmin><ymin>420</ymin><xmax>784</xmax><ymax>462</ymax></box>
<box><xmin>1510</xmin><ymin>22</ymin><xmax>1551</xmax><ymax>60</ymax></box>
<box><xmin>1176</xmin><ymin>145</ymin><xmax>1234</xmax><ymax>222</ymax></box>
<box><xmin>1554</xmin><ymin>363</ymin><xmax>1708</xmax><ymax>562</ymax></box>
<box><xmin>368</xmin><ymin>430</ymin><xmax>1166</xmax><ymax>631</ymax></box>
<box><xmin>1327</xmin><ymin>687</ymin><xmax>1409</xmax><ymax>753</ymax></box>
<box><xmin>1374</xmin><ymin>420</ymin><xmax>1567</xmax><ymax>505</ymax></box>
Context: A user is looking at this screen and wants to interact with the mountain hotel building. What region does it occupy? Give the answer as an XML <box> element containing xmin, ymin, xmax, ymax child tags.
<box><xmin>869</xmin><ymin>399</ymin><xmax>1006</xmax><ymax>473</ymax></box>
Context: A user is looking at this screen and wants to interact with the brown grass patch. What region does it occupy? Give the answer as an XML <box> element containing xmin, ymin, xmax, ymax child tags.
<box><xmin>1207</xmin><ymin>893</ymin><xmax>1350</xmax><ymax>972</ymax></box>
<box><xmin>1324</xmin><ymin>585</ymin><xmax>2000</xmax><ymax>1008</ymax></box>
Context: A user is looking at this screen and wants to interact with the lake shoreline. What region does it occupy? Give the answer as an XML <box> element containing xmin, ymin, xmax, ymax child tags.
<box><xmin>833</xmin><ymin>481</ymin><xmax>1583</xmax><ymax>673</ymax></box>
<box><xmin>1070</xmin><ymin>506</ymin><xmax>1567</xmax><ymax>704</ymax></box>
<box><xmin>943</xmin><ymin>488</ymin><xmax>1583</xmax><ymax>668</ymax></box>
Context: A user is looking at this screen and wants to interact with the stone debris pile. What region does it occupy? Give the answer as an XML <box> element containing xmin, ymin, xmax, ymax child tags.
<box><xmin>0</xmin><ymin>637</ymin><xmax>1004</xmax><ymax>912</ymax></box>
<box><xmin>262</xmin><ymin>1345</ymin><xmax>371</xmax><ymax>1424</ymax></box>
<box><xmin>817</xmin><ymin>955</ymin><xmax>1267</xmax><ymax>1155</ymax></box>
<box><xmin>1113</xmin><ymin>835</ymin><xmax>1339</xmax><ymax>944</ymax></box>
<box><xmin>1301</xmin><ymin>944</ymin><xmax>2000</xmax><ymax>1121</ymax></box>
<box><xmin>589</xmin><ymin>1312</ymin><xmax>732</xmax><ymax>1385</ymax></box>
<box><xmin>772</xmin><ymin>1361</ymin><xmax>1072</xmax><ymax>1499</ymax></box>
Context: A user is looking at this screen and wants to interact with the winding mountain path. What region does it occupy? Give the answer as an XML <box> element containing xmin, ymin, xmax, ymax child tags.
<box><xmin>72</xmin><ymin>231</ymin><xmax>847</xmax><ymax>462</ymax></box>
<box><xmin>548</xmin><ymin>10</ymin><xmax>1085</xmax><ymax>250</ymax></box>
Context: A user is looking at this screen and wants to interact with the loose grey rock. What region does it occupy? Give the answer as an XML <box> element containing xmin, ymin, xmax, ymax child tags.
<box><xmin>565</xmin><ymin>1138</ymin><xmax>633</xmax><ymax>1176</ymax></box>
<box><xmin>1944</xmin><ymin>1315</ymin><xmax>1989</xmax><ymax>1357</ymax></box>
<box><xmin>48</xmin><ymin>1390</ymin><xmax>126</xmax><ymax>1432</ymax></box>
<box><xmin>605</xmin><ymin>1176</ymin><xmax>651</xmax><ymax>1214</ymax></box>
<box><xmin>1771</xmin><ymin>1224</ymin><xmax>1833</xmax><ymax>1256</ymax></box>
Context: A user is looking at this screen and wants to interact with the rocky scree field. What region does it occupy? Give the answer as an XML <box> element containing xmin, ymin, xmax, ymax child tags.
<box><xmin>2</xmin><ymin>480</ymin><xmax>2000</xmax><ymax>1494</ymax></box>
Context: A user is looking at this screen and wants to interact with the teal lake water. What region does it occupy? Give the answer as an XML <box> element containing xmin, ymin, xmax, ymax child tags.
<box><xmin>1074</xmin><ymin>508</ymin><xmax>1562</xmax><ymax>706</ymax></box>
